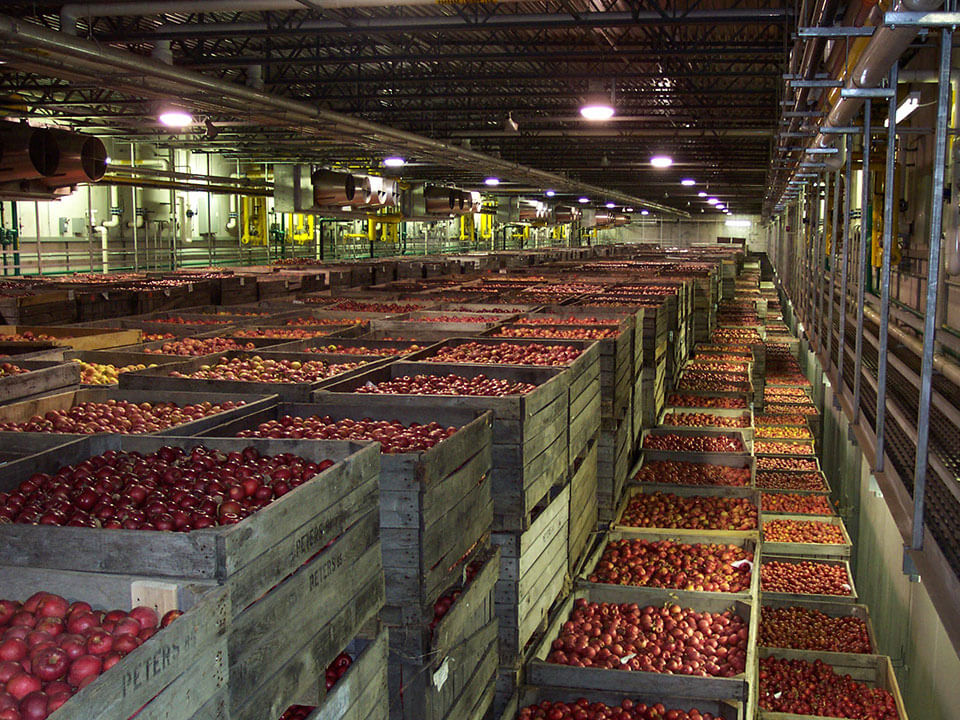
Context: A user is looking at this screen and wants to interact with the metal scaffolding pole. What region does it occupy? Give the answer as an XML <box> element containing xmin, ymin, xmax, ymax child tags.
<box><xmin>826</xmin><ymin>168</ymin><xmax>841</xmax><ymax>364</ymax></box>
<box><xmin>911</xmin><ymin>28</ymin><xmax>952</xmax><ymax>553</ymax></box>
<box><xmin>853</xmin><ymin>99</ymin><xmax>871</xmax><ymax>424</ymax></box>
<box><xmin>835</xmin><ymin>140</ymin><xmax>854</xmax><ymax>407</ymax></box>
<box><xmin>875</xmin><ymin>63</ymin><xmax>898</xmax><ymax>472</ymax></box>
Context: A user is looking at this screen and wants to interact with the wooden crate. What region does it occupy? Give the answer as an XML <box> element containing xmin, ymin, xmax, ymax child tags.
<box><xmin>0</xmin><ymin>387</ymin><xmax>274</xmax><ymax>439</ymax></box>
<box><xmin>0</xmin><ymin>431</ymin><xmax>75</xmax><ymax>463</ymax></box>
<box><xmin>201</xmin><ymin>401</ymin><xmax>494</xmax><ymax>618</ymax></box>
<box><xmin>756</xmin><ymin>470</ymin><xmax>832</xmax><ymax>495</ymax></box>
<box><xmin>0</xmin><ymin>324</ymin><xmax>142</xmax><ymax>351</ymax></box>
<box><xmin>500</xmin><ymin>687</ymin><xmax>745</xmax><ymax>720</ymax></box>
<box><xmin>0</xmin><ymin>565</ymin><xmax>228</xmax><ymax>720</ymax></box>
<box><xmin>526</xmin><ymin>584</ymin><xmax>757</xmax><ymax>704</ymax></box>
<box><xmin>316</xmin><ymin>361</ymin><xmax>570</xmax><ymax>533</ymax></box>
<box><xmin>661</xmin><ymin>408</ymin><xmax>754</xmax><ymax>438</ymax></box>
<box><xmin>0</xmin><ymin>359</ymin><xmax>79</xmax><ymax>403</ymax></box>
<box><xmin>613</xmin><ymin>483</ymin><xmax>759</xmax><ymax>539</ymax></box>
<box><xmin>119</xmin><ymin>349</ymin><xmax>379</xmax><ymax>401</ymax></box>
<box><xmin>568</xmin><ymin>435</ymin><xmax>599</xmax><ymax>576</ymax></box>
<box><xmin>597</xmin><ymin>413</ymin><xmax>632</xmax><ymax>525</ymax></box>
<box><xmin>493</xmin><ymin>483</ymin><xmax>570</xmax><ymax>662</ymax></box>
<box><xmin>578</xmin><ymin>529</ymin><xmax>760</xmax><ymax>602</ymax></box>
<box><xmin>640</xmin><ymin>427</ymin><xmax>753</xmax><ymax>460</ymax></box>
<box><xmin>0</xmin><ymin>289</ymin><xmax>78</xmax><ymax>325</ymax></box>
<box><xmin>388</xmin><ymin>550</ymin><xmax>500</xmax><ymax>720</ymax></box>
<box><xmin>0</xmin><ymin>435</ymin><xmax>380</xmax><ymax>617</ymax></box>
<box><xmin>403</xmin><ymin>336</ymin><xmax>601</xmax><ymax>471</ymax></box>
<box><xmin>757</xmin><ymin>651</ymin><xmax>907</xmax><ymax>720</ymax></box>
<box><xmin>760</xmin><ymin>555</ymin><xmax>857</xmax><ymax>604</ymax></box>
<box><xmin>759</xmin><ymin>598</ymin><xmax>878</xmax><ymax>655</ymax></box>
<box><xmin>72</xmin><ymin>288</ymin><xmax>138</xmax><ymax>321</ymax></box>
<box><xmin>226</xmin><ymin>507</ymin><xmax>383</xmax><ymax>720</ymax></box>
<box><xmin>136</xmin><ymin>281</ymin><xmax>217</xmax><ymax>315</ymax></box>
<box><xmin>761</xmin><ymin>514</ymin><xmax>852</xmax><ymax>559</ymax></box>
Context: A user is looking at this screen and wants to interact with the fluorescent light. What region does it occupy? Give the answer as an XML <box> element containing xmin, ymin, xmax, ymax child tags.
<box><xmin>578</xmin><ymin>197</ymin><xmax>590</xmax><ymax>204</ymax></box>
<box><xmin>698</xmin><ymin>191</ymin><xmax>707</xmax><ymax>198</ymax></box>
<box><xmin>716</xmin><ymin>203</ymin><xmax>726</xmax><ymax>210</ymax></box>
<box><xmin>605</xmin><ymin>202</ymin><xmax>616</xmax><ymax>209</ymax></box>
<box><xmin>158</xmin><ymin>110</ymin><xmax>193</xmax><ymax>128</ymax></box>
<box><xmin>681</xmin><ymin>179</ymin><xmax>696</xmax><ymax>186</ymax></box>
<box><xmin>707</xmin><ymin>197</ymin><xmax>719</xmax><ymax>205</ymax></box>
<box><xmin>484</xmin><ymin>177</ymin><xmax>500</xmax><ymax>186</ymax></box>
<box><xmin>580</xmin><ymin>104</ymin><xmax>615</xmax><ymax>121</ymax></box>
<box><xmin>650</xmin><ymin>155</ymin><xmax>673</xmax><ymax>169</ymax></box>
<box><xmin>640</xmin><ymin>209</ymin><xmax>650</xmax><ymax>216</ymax></box>
<box><xmin>625</xmin><ymin>207</ymin><xmax>633</xmax><ymax>212</ymax></box>
<box><xmin>725</xmin><ymin>219</ymin><xmax>750</xmax><ymax>228</ymax></box>
<box><xmin>885</xmin><ymin>91</ymin><xmax>920</xmax><ymax>127</ymax></box>
<box><xmin>383</xmin><ymin>156</ymin><xmax>405</xmax><ymax>167</ymax></box>
<box><xmin>545</xmin><ymin>190</ymin><xmax>556</xmax><ymax>197</ymax></box>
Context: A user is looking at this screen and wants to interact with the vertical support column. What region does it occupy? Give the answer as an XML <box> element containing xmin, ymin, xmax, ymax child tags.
<box><xmin>813</xmin><ymin>175</ymin><xmax>825</xmax><ymax>349</ymax></box>
<box><xmin>911</xmin><ymin>28</ymin><xmax>952</xmax><ymax>553</ymax></box>
<box><xmin>852</xmin><ymin>100</ymin><xmax>871</xmax><ymax>424</ymax></box>
<box><xmin>827</xmin><ymin>168</ymin><xmax>841</xmax><ymax>364</ymax></box>
<box><xmin>836</xmin><ymin>137</ymin><xmax>854</xmax><ymax>407</ymax></box>
<box><xmin>875</xmin><ymin>64</ymin><xmax>898</xmax><ymax>472</ymax></box>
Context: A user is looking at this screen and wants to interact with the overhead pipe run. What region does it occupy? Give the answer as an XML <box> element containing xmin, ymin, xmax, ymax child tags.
<box><xmin>0</xmin><ymin>13</ymin><xmax>684</xmax><ymax>217</ymax></box>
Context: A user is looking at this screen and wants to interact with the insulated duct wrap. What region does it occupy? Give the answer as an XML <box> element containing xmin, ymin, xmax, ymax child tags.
<box><xmin>311</xmin><ymin>169</ymin><xmax>356</xmax><ymax>206</ymax></box>
<box><xmin>0</xmin><ymin>123</ymin><xmax>59</xmax><ymax>183</ymax></box>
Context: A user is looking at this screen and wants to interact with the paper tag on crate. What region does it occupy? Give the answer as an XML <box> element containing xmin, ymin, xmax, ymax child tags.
<box><xmin>432</xmin><ymin>658</ymin><xmax>450</xmax><ymax>690</ymax></box>
<box><xmin>619</xmin><ymin>653</ymin><xmax>637</xmax><ymax>665</ymax></box>
<box><xmin>731</xmin><ymin>559</ymin><xmax>753</xmax><ymax>570</ymax></box>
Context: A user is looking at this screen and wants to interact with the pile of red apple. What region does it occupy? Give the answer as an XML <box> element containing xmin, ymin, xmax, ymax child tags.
<box><xmin>237</xmin><ymin>415</ymin><xmax>458</xmax><ymax>453</ymax></box>
<box><xmin>642</xmin><ymin>433</ymin><xmax>745</xmax><ymax>453</ymax></box>
<box><xmin>284</xmin><ymin>316</ymin><xmax>364</xmax><ymax>326</ymax></box>
<box><xmin>587</xmin><ymin>539</ymin><xmax>753</xmax><ymax>593</ymax></box>
<box><xmin>755</xmin><ymin>413</ymin><xmax>810</xmax><ymax>427</ymax></box>
<box><xmin>546</xmin><ymin>598</ymin><xmax>748</xmax><ymax>676</ymax></box>
<box><xmin>1</xmin><ymin>332</ymin><xmax>56</xmax><ymax>343</ymax></box>
<box><xmin>141</xmin><ymin>333</ymin><xmax>176</xmax><ymax>342</ymax></box>
<box><xmin>427</xmin><ymin>342</ymin><xmax>582</xmax><ymax>366</ymax></box>
<box><xmin>756</xmin><ymin>456</ymin><xmax>819</xmax><ymax>472</ymax></box>
<box><xmin>0</xmin><ymin>399</ymin><xmax>243</xmax><ymax>435</ymax></box>
<box><xmin>324</xmin><ymin>651</ymin><xmax>353</xmax><ymax>690</ymax></box>
<box><xmin>144</xmin><ymin>337</ymin><xmax>256</xmax><ymax>356</ymax></box>
<box><xmin>760</xmin><ymin>560</ymin><xmax>852</xmax><ymax>595</ymax></box>
<box><xmin>764</xmin><ymin>519</ymin><xmax>845</xmax><ymax>544</ymax></box>
<box><xmin>758</xmin><ymin>656</ymin><xmax>899</xmax><ymax>718</ymax></box>
<box><xmin>633</xmin><ymin>461</ymin><xmax>751</xmax><ymax>487</ymax></box>
<box><xmin>676</xmin><ymin>377</ymin><xmax>750</xmax><ymax>394</ymax></box>
<box><xmin>515</xmin><ymin>699</ymin><xmax>722</xmax><ymax>720</ymax></box>
<box><xmin>760</xmin><ymin>606</ymin><xmax>871</xmax><ymax>653</ymax></box>
<box><xmin>686</xmin><ymin>361</ymin><xmax>750</xmax><ymax>373</ymax></box>
<box><xmin>0</xmin><ymin>444</ymin><xmax>333</xmax><ymax>530</ymax></box>
<box><xmin>496</xmin><ymin>326</ymin><xmax>619</xmax><ymax>340</ymax></box>
<box><xmin>232</xmin><ymin>328</ymin><xmax>338</xmax><ymax>339</ymax></box>
<box><xmin>667</xmin><ymin>395</ymin><xmax>748</xmax><ymax>410</ymax></box>
<box><xmin>765</xmin><ymin>403</ymin><xmax>819</xmax><ymax>416</ymax></box>
<box><xmin>680</xmin><ymin>370</ymin><xmax>751</xmax><ymax>385</ymax></box>
<box><xmin>0</xmin><ymin>364</ymin><xmax>28</xmax><ymax>378</ymax></box>
<box><xmin>517</xmin><ymin>316</ymin><xmax>621</xmax><ymax>327</ymax></box>
<box><xmin>330</xmin><ymin>300</ymin><xmax>424</xmax><ymax>313</ymax></box>
<box><xmin>766</xmin><ymin>373</ymin><xmax>810</xmax><ymax>386</ymax></box>
<box><xmin>755</xmin><ymin>426</ymin><xmax>813</xmax><ymax>440</ymax></box>
<box><xmin>755</xmin><ymin>441</ymin><xmax>814</xmax><ymax>456</ymax></box>
<box><xmin>711</xmin><ymin>328</ymin><xmax>761</xmax><ymax>343</ymax></box>
<box><xmin>354</xmin><ymin>373</ymin><xmax>537</xmax><ymax>396</ymax></box>
<box><xmin>619</xmin><ymin>492</ymin><xmax>757</xmax><ymax>531</ymax></box>
<box><xmin>169</xmin><ymin>356</ymin><xmax>363</xmax><ymax>383</ymax></box>
<box><xmin>757</xmin><ymin>471</ymin><xmax>827</xmax><ymax>492</ymax></box>
<box><xmin>306</xmin><ymin>343</ymin><xmax>423</xmax><ymax>357</ymax></box>
<box><xmin>151</xmin><ymin>317</ymin><xmax>227</xmax><ymax>326</ymax></box>
<box><xmin>430</xmin><ymin>558</ymin><xmax>483</xmax><ymax>632</ymax></box>
<box><xmin>761</xmin><ymin>493</ymin><xmax>832</xmax><ymax>515</ymax></box>
<box><xmin>663</xmin><ymin>412</ymin><xmax>750</xmax><ymax>429</ymax></box>
<box><xmin>0</xmin><ymin>591</ymin><xmax>179</xmax><ymax>719</ymax></box>
<box><xmin>411</xmin><ymin>314</ymin><xmax>501</xmax><ymax>324</ymax></box>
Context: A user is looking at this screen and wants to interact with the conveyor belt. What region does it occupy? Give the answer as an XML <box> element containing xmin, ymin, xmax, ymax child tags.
<box><xmin>830</xmin><ymin>317</ymin><xmax>960</xmax><ymax>578</ymax></box>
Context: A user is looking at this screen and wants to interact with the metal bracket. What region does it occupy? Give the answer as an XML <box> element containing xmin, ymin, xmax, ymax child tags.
<box><xmin>822</xmin><ymin>126</ymin><xmax>863</xmax><ymax>134</ymax></box>
<box><xmin>806</xmin><ymin>147</ymin><xmax>839</xmax><ymax>154</ymax></box>
<box><xmin>902</xmin><ymin>547</ymin><xmax>922</xmax><ymax>581</ymax></box>
<box><xmin>885</xmin><ymin>11</ymin><xmax>960</xmax><ymax>27</ymax></box>
<box><xmin>798</xmin><ymin>26</ymin><xmax>875</xmax><ymax>37</ymax></box>
<box><xmin>841</xmin><ymin>87</ymin><xmax>896</xmax><ymax>99</ymax></box>
<box><xmin>790</xmin><ymin>79</ymin><xmax>843</xmax><ymax>88</ymax></box>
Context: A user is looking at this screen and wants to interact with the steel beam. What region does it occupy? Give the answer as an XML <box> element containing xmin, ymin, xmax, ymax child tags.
<box><xmin>836</xmin><ymin>134</ymin><xmax>854</xmax><ymax>407</ymax></box>
<box><xmin>911</xmin><ymin>28</ymin><xmax>952</xmax><ymax>553</ymax></box>
<box><xmin>853</xmin><ymin>99</ymin><xmax>871</xmax><ymax>424</ymax></box>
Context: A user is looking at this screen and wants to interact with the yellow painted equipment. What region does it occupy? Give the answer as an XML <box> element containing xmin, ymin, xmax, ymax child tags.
<box><xmin>290</xmin><ymin>214</ymin><xmax>314</xmax><ymax>245</ymax></box>
<box><xmin>241</xmin><ymin>196</ymin><xmax>268</xmax><ymax>246</ymax></box>
<box><xmin>871</xmin><ymin>164</ymin><xmax>901</xmax><ymax>268</ymax></box>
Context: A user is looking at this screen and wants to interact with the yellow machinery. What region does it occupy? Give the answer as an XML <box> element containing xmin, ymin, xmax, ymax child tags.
<box><xmin>871</xmin><ymin>164</ymin><xmax>902</xmax><ymax>268</ymax></box>
<box><xmin>478</xmin><ymin>212</ymin><xmax>494</xmax><ymax>243</ymax></box>
<box><xmin>459</xmin><ymin>214</ymin><xmax>475</xmax><ymax>244</ymax></box>
<box><xmin>552</xmin><ymin>224</ymin><xmax>568</xmax><ymax>244</ymax></box>
<box><xmin>241</xmin><ymin>196</ymin><xmax>268</xmax><ymax>246</ymax></box>
<box><xmin>290</xmin><ymin>214</ymin><xmax>314</xmax><ymax>245</ymax></box>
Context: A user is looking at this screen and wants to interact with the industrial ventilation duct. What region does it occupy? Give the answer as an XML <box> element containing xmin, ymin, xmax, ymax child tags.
<box><xmin>424</xmin><ymin>185</ymin><xmax>473</xmax><ymax>215</ymax></box>
<box><xmin>312</xmin><ymin>169</ymin><xmax>357</xmax><ymax>206</ymax></box>
<box><xmin>0</xmin><ymin>122</ymin><xmax>107</xmax><ymax>192</ymax></box>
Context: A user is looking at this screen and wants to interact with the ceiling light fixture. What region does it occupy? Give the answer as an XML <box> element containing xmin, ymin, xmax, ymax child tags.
<box><xmin>158</xmin><ymin>109</ymin><xmax>193</xmax><ymax>128</ymax></box>
<box><xmin>578</xmin><ymin>197</ymin><xmax>590</xmax><ymax>204</ymax></box>
<box><xmin>726</xmin><ymin>219</ymin><xmax>751</xmax><ymax>228</ymax></box>
<box><xmin>707</xmin><ymin>197</ymin><xmax>719</xmax><ymax>205</ymax></box>
<box><xmin>383</xmin><ymin>156</ymin><xmax>405</xmax><ymax>168</ymax></box>
<box><xmin>716</xmin><ymin>203</ymin><xmax>726</xmax><ymax>210</ymax></box>
<box><xmin>545</xmin><ymin>190</ymin><xmax>556</xmax><ymax>197</ymax></box>
<box><xmin>605</xmin><ymin>202</ymin><xmax>616</xmax><ymax>209</ymax></box>
<box><xmin>580</xmin><ymin>79</ymin><xmax>615</xmax><ymax>121</ymax></box>
<box><xmin>650</xmin><ymin>155</ymin><xmax>673</xmax><ymax>169</ymax></box>
<box><xmin>681</xmin><ymin>179</ymin><xmax>696</xmax><ymax>186</ymax></box>
<box><xmin>484</xmin><ymin>177</ymin><xmax>500</xmax><ymax>186</ymax></box>
<box><xmin>885</xmin><ymin>91</ymin><xmax>921</xmax><ymax>127</ymax></box>
<box><xmin>640</xmin><ymin>209</ymin><xmax>650</xmax><ymax>216</ymax></box>
<box><xmin>698</xmin><ymin>191</ymin><xmax>707</xmax><ymax>198</ymax></box>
